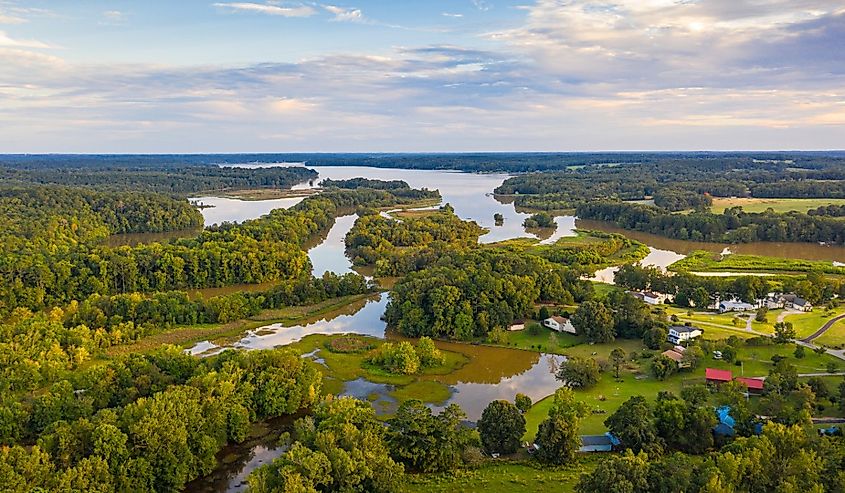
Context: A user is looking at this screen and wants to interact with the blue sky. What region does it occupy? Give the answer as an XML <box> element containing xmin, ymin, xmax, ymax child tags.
<box><xmin>0</xmin><ymin>0</ymin><xmax>843</xmax><ymax>152</ymax></box>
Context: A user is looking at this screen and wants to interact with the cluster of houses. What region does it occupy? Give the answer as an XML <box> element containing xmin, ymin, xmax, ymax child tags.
<box><xmin>717</xmin><ymin>293</ymin><xmax>812</xmax><ymax>313</ymax></box>
<box><xmin>624</xmin><ymin>289</ymin><xmax>814</xmax><ymax>313</ymax></box>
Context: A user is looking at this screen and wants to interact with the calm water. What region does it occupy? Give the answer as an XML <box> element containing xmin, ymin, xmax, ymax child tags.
<box><xmin>305</xmin><ymin>213</ymin><xmax>358</xmax><ymax>277</ymax></box>
<box><xmin>191</xmin><ymin>195</ymin><xmax>306</xmax><ymax>226</ymax></box>
<box><xmin>228</xmin><ymin>294</ymin><xmax>387</xmax><ymax>350</ymax></box>
<box><xmin>205</xmin><ymin>165</ymin><xmax>577</xmax><ymax>243</ymax></box>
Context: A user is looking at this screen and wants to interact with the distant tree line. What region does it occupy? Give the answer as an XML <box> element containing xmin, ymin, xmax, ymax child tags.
<box><xmin>0</xmin><ymin>162</ymin><xmax>317</xmax><ymax>195</ymax></box>
<box><xmin>577</xmin><ymin>201</ymin><xmax>845</xmax><ymax>244</ymax></box>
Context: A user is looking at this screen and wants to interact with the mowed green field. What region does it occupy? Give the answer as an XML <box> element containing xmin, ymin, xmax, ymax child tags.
<box><xmin>403</xmin><ymin>459</ymin><xmax>601</xmax><ymax>493</ymax></box>
<box><xmin>785</xmin><ymin>307</ymin><xmax>845</xmax><ymax>340</ymax></box>
<box><xmin>711</xmin><ymin>197</ymin><xmax>845</xmax><ymax>214</ymax></box>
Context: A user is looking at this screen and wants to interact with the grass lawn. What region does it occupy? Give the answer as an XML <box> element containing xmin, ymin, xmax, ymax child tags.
<box><xmin>664</xmin><ymin>307</ymin><xmax>756</xmax><ymax>339</ymax></box>
<box><xmin>711</xmin><ymin>197</ymin><xmax>845</xmax><ymax>214</ymax></box>
<box><xmin>785</xmin><ymin>308</ymin><xmax>845</xmax><ymax>339</ymax></box>
<box><xmin>495</xmin><ymin>326</ymin><xmax>645</xmax><ymax>359</ymax></box>
<box><xmin>524</xmin><ymin>370</ymin><xmax>686</xmax><ymax>440</ymax></box>
<box><xmin>403</xmin><ymin>458</ymin><xmax>601</xmax><ymax>493</ymax></box>
<box><xmin>591</xmin><ymin>282</ymin><xmax>622</xmax><ymax>299</ymax></box>
<box><xmin>815</xmin><ymin>323</ymin><xmax>845</xmax><ymax>348</ymax></box>
<box><xmin>522</xmin><ymin>338</ymin><xmax>843</xmax><ymax>442</ymax></box>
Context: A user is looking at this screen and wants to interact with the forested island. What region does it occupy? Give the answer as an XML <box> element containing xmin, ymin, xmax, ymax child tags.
<box><xmin>1</xmin><ymin>156</ymin><xmax>844</xmax><ymax>493</ymax></box>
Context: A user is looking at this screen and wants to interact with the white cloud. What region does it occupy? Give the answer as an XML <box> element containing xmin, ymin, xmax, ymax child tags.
<box><xmin>0</xmin><ymin>13</ymin><xmax>25</xmax><ymax>24</ymax></box>
<box><xmin>0</xmin><ymin>30</ymin><xmax>50</xmax><ymax>48</ymax></box>
<box><xmin>470</xmin><ymin>0</ymin><xmax>490</xmax><ymax>11</ymax></box>
<box><xmin>212</xmin><ymin>2</ymin><xmax>316</xmax><ymax>17</ymax></box>
<box><xmin>323</xmin><ymin>4</ymin><xmax>364</xmax><ymax>22</ymax></box>
<box><xmin>442</xmin><ymin>13</ymin><xmax>464</xmax><ymax>18</ymax></box>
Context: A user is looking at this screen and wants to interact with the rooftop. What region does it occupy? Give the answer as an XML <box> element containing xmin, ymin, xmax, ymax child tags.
<box><xmin>670</xmin><ymin>325</ymin><xmax>701</xmax><ymax>333</ymax></box>
<box><xmin>706</xmin><ymin>368</ymin><xmax>733</xmax><ymax>382</ymax></box>
<box><xmin>736</xmin><ymin>377</ymin><xmax>765</xmax><ymax>390</ymax></box>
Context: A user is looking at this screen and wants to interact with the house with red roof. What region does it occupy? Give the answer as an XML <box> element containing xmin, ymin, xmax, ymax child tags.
<box><xmin>735</xmin><ymin>377</ymin><xmax>765</xmax><ymax>394</ymax></box>
<box><xmin>705</xmin><ymin>368</ymin><xmax>733</xmax><ymax>384</ymax></box>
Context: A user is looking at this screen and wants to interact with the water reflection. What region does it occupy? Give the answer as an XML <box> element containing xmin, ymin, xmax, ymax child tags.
<box><xmin>229</xmin><ymin>294</ymin><xmax>387</xmax><ymax>350</ymax></box>
<box><xmin>191</xmin><ymin>195</ymin><xmax>306</xmax><ymax>226</ymax></box>
<box><xmin>304</xmin><ymin>214</ymin><xmax>357</xmax><ymax>277</ymax></box>
<box><xmin>433</xmin><ymin>350</ymin><xmax>566</xmax><ymax>421</ymax></box>
<box><xmin>105</xmin><ymin>228</ymin><xmax>201</xmax><ymax>247</ymax></box>
<box><xmin>184</xmin><ymin>415</ymin><xmax>298</xmax><ymax>493</ymax></box>
<box><xmin>591</xmin><ymin>246</ymin><xmax>687</xmax><ymax>284</ymax></box>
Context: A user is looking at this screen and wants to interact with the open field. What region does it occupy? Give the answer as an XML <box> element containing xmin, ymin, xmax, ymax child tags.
<box><xmin>785</xmin><ymin>307</ymin><xmax>845</xmax><ymax>340</ymax></box>
<box><xmin>670</xmin><ymin>250</ymin><xmax>845</xmax><ymax>275</ymax></box>
<box><xmin>711</xmin><ymin>197</ymin><xmax>845</xmax><ymax>214</ymax></box>
<box><xmin>403</xmin><ymin>459</ymin><xmax>602</xmax><ymax>493</ymax></box>
<box><xmin>815</xmin><ymin>324</ymin><xmax>845</xmax><ymax>347</ymax></box>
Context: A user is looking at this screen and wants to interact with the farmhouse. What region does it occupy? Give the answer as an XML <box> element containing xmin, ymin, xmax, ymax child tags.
<box><xmin>668</xmin><ymin>325</ymin><xmax>703</xmax><ymax>345</ymax></box>
<box><xmin>628</xmin><ymin>291</ymin><xmax>666</xmax><ymax>305</ymax></box>
<box><xmin>543</xmin><ymin>316</ymin><xmax>576</xmax><ymax>334</ymax></box>
<box><xmin>661</xmin><ymin>346</ymin><xmax>690</xmax><ymax>368</ymax></box>
<box><xmin>782</xmin><ymin>294</ymin><xmax>813</xmax><ymax>312</ymax></box>
<box><xmin>508</xmin><ymin>319</ymin><xmax>526</xmax><ymax>331</ymax></box>
<box><xmin>705</xmin><ymin>368</ymin><xmax>733</xmax><ymax>385</ymax></box>
<box><xmin>718</xmin><ymin>300</ymin><xmax>755</xmax><ymax>313</ymax></box>
<box><xmin>735</xmin><ymin>377</ymin><xmax>765</xmax><ymax>394</ymax></box>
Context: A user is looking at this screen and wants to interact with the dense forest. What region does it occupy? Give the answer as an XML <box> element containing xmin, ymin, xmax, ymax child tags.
<box><xmin>0</xmin><ymin>187</ymin><xmax>437</xmax><ymax>315</ymax></box>
<box><xmin>0</xmin><ymin>346</ymin><xmax>322</xmax><ymax>491</ymax></box>
<box><xmin>384</xmin><ymin>248</ymin><xmax>592</xmax><ymax>339</ymax></box>
<box><xmin>345</xmin><ymin>205</ymin><xmax>486</xmax><ymax>276</ymax></box>
<box><xmin>0</xmin><ymin>160</ymin><xmax>317</xmax><ymax>194</ymax></box>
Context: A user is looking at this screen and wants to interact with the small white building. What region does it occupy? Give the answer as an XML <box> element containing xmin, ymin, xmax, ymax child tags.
<box><xmin>508</xmin><ymin>319</ymin><xmax>526</xmax><ymax>331</ymax></box>
<box><xmin>668</xmin><ymin>325</ymin><xmax>703</xmax><ymax>345</ymax></box>
<box><xmin>718</xmin><ymin>300</ymin><xmax>755</xmax><ymax>313</ymax></box>
<box><xmin>543</xmin><ymin>316</ymin><xmax>576</xmax><ymax>334</ymax></box>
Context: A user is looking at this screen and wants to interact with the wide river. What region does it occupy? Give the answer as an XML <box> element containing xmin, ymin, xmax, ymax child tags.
<box><xmin>184</xmin><ymin>164</ymin><xmax>845</xmax><ymax>491</ymax></box>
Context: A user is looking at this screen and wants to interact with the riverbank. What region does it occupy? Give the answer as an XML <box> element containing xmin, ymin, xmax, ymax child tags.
<box><xmin>670</xmin><ymin>250</ymin><xmax>845</xmax><ymax>276</ymax></box>
<box><xmin>104</xmin><ymin>292</ymin><xmax>380</xmax><ymax>356</ymax></box>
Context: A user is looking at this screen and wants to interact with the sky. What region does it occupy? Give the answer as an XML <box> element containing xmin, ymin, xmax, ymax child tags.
<box><xmin>0</xmin><ymin>0</ymin><xmax>843</xmax><ymax>152</ymax></box>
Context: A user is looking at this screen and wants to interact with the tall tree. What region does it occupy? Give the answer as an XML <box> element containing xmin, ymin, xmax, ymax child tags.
<box><xmin>477</xmin><ymin>400</ymin><xmax>525</xmax><ymax>455</ymax></box>
<box><xmin>605</xmin><ymin>396</ymin><xmax>662</xmax><ymax>455</ymax></box>
<box><xmin>572</xmin><ymin>300</ymin><xmax>615</xmax><ymax>343</ymax></box>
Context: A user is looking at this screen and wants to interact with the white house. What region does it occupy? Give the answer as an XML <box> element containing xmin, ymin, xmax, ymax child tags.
<box><xmin>668</xmin><ymin>325</ymin><xmax>703</xmax><ymax>345</ymax></box>
<box><xmin>718</xmin><ymin>300</ymin><xmax>755</xmax><ymax>313</ymax></box>
<box><xmin>508</xmin><ymin>319</ymin><xmax>526</xmax><ymax>331</ymax></box>
<box><xmin>543</xmin><ymin>316</ymin><xmax>576</xmax><ymax>334</ymax></box>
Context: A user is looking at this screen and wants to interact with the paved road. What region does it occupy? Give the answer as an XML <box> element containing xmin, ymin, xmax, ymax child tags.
<box><xmin>680</xmin><ymin>318</ymin><xmax>769</xmax><ymax>337</ymax></box>
<box><xmin>802</xmin><ymin>313</ymin><xmax>845</xmax><ymax>343</ymax></box>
